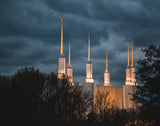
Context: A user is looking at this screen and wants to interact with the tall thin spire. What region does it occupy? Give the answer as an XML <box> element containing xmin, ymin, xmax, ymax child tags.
<box><xmin>68</xmin><ymin>40</ymin><xmax>71</xmax><ymax>66</ymax></box>
<box><xmin>104</xmin><ymin>51</ymin><xmax>111</xmax><ymax>86</ymax></box>
<box><xmin>85</xmin><ymin>33</ymin><xmax>94</xmax><ymax>83</ymax></box>
<box><xmin>132</xmin><ymin>40</ymin><xmax>134</xmax><ymax>66</ymax></box>
<box><xmin>106</xmin><ymin>51</ymin><xmax>108</xmax><ymax>71</ymax></box>
<box><xmin>128</xmin><ymin>44</ymin><xmax>130</xmax><ymax>67</ymax></box>
<box><xmin>59</xmin><ymin>16</ymin><xmax>63</xmax><ymax>55</ymax></box>
<box><xmin>88</xmin><ymin>33</ymin><xmax>90</xmax><ymax>62</ymax></box>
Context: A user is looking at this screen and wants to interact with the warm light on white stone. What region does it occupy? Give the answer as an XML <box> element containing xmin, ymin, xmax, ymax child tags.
<box><xmin>125</xmin><ymin>67</ymin><xmax>131</xmax><ymax>85</ymax></box>
<box><xmin>67</xmin><ymin>66</ymin><xmax>73</xmax><ymax>83</ymax></box>
<box><xmin>131</xmin><ymin>67</ymin><xmax>136</xmax><ymax>81</ymax></box>
<box><xmin>57</xmin><ymin>57</ymin><xmax>66</xmax><ymax>79</ymax></box>
<box><xmin>104</xmin><ymin>71</ymin><xmax>111</xmax><ymax>86</ymax></box>
<box><xmin>86</xmin><ymin>63</ymin><xmax>92</xmax><ymax>78</ymax></box>
<box><xmin>58</xmin><ymin>57</ymin><xmax>65</xmax><ymax>74</ymax></box>
<box><xmin>85</xmin><ymin>63</ymin><xmax>94</xmax><ymax>83</ymax></box>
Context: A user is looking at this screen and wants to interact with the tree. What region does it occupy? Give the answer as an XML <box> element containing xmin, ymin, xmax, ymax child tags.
<box><xmin>94</xmin><ymin>90</ymin><xmax>113</xmax><ymax>122</ymax></box>
<box><xmin>8</xmin><ymin>67</ymin><xmax>45</xmax><ymax>124</ymax></box>
<box><xmin>135</xmin><ymin>45</ymin><xmax>160</xmax><ymax>125</ymax></box>
<box><xmin>0</xmin><ymin>75</ymin><xmax>11</xmax><ymax>119</ymax></box>
<box><xmin>41</xmin><ymin>72</ymin><xmax>57</xmax><ymax>117</ymax></box>
<box><xmin>54</xmin><ymin>77</ymin><xmax>84</xmax><ymax>122</ymax></box>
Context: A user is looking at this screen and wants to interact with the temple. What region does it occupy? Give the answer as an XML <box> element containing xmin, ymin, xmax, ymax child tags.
<box><xmin>57</xmin><ymin>17</ymin><xmax>138</xmax><ymax>110</ymax></box>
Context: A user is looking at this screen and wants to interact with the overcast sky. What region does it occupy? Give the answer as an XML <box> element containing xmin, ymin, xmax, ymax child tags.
<box><xmin>0</xmin><ymin>0</ymin><xmax>160</xmax><ymax>86</ymax></box>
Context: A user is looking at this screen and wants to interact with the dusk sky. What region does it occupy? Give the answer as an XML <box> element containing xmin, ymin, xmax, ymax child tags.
<box><xmin>0</xmin><ymin>0</ymin><xmax>160</xmax><ymax>86</ymax></box>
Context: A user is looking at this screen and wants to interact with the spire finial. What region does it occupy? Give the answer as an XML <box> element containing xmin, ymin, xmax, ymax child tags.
<box><xmin>128</xmin><ymin>44</ymin><xmax>130</xmax><ymax>67</ymax></box>
<box><xmin>132</xmin><ymin>40</ymin><xmax>134</xmax><ymax>66</ymax></box>
<box><xmin>59</xmin><ymin>16</ymin><xmax>63</xmax><ymax>55</ymax></box>
<box><xmin>68</xmin><ymin>40</ymin><xmax>71</xmax><ymax>66</ymax></box>
<box><xmin>106</xmin><ymin>51</ymin><xmax>108</xmax><ymax>71</ymax></box>
<box><xmin>88</xmin><ymin>33</ymin><xmax>90</xmax><ymax>62</ymax></box>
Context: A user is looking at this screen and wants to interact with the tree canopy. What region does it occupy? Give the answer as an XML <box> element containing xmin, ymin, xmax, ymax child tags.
<box><xmin>135</xmin><ymin>45</ymin><xmax>160</xmax><ymax>125</ymax></box>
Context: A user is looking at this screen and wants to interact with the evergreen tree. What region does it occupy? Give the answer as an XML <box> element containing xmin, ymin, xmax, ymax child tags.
<box><xmin>135</xmin><ymin>45</ymin><xmax>160</xmax><ymax>125</ymax></box>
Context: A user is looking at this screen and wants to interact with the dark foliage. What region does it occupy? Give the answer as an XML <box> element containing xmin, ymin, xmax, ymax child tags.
<box><xmin>0</xmin><ymin>67</ymin><xmax>142</xmax><ymax>126</ymax></box>
<box><xmin>134</xmin><ymin>45</ymin><xmax>160</xmax><ymax>126</ymax></box>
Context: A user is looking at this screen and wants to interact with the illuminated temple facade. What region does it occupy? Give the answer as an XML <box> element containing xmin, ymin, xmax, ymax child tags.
<box><xmin>57</xmin><ymin>17</ymin><xmax>138</xmax><ymax>110</ymax></box>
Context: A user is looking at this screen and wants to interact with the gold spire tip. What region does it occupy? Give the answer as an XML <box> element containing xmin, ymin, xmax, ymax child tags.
<box><xmin>132</xmin><ymin>40</ymin><xmax>134</xmax><ymax>65</ymax></box>
<box><xmin>88</xmin><ymin>33</ymin><xmax>91</xmax><ymax>62</ymax></box>
<box><xmin>106</xmin><ymin>51</ymin><xmax>108</xmax><ymax>71</ymax></box>
<box><xmin>128</xmin><ymin>44</ymin><xmax>130</xmax><ymax>67</ymax></box>
<box><xmin>60</xmin><ymin>16</ymin><xmax>63</xmax><ymax>55</ymax></box>
<box><xmin>69</xmin><ymin>40</ymin><xmax>71</xmax><ymax>66</ymax></box>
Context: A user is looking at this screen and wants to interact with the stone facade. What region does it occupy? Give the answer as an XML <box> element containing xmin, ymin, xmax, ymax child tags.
<box><xmin>82</xmin><ymin>83</ymin><xmax>97</xmax><ymax>105</ymax></box>
<box><xmin>82</xmin><ymin>84</ymin><xmax>138</xmax><ymax>110</ymax></box>
<box><xmin>123</xmin><ymin>85</ymin><xmax>137</xmax><ymax>110</ymax></box>
<box><xmin>85</xmin><ymin>63</ymin><xmax>94</xmax><ymax>83</ymax></box>
<box><xmin>57</xmin><ymin>57</ymin><xmax>66</xmax><ymax>79</ymax></box>
<box><xmin>67</xmin><ymin>66</ymin><xmax>73</xmax><ymax>83</ymax></box>
<box><xmin>125</xmin><ymin>67</ymin><xmax>131</xmax><ymax>85</ymax></box>
<box><xmin>96</xmin><ymin>86</ymin><xmax>123</xmax><ymax>109</ymax></box>
<box><xmin>104</xmin><ymin>71</ymin><xmax>111</xmax><ymax>86</ymax></box>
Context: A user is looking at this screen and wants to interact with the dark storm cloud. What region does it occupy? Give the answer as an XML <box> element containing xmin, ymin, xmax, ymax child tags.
<box><xmin>0</xmin><ymin>0</ymin><xmax>160</xmax><ymax>85</ymax></box>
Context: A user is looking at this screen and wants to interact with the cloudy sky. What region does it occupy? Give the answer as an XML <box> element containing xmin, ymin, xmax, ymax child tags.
<box><xmin>0</xmin><ymin>0</ymin><xmax>160</xmax><ymax>86</ymax></box>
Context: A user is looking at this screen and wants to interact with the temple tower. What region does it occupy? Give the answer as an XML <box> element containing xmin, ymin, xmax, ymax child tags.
<box><xmin>83</xmin><ymin>33</ymin><xmax>96</xmax><ymax>113</ymax></box>
<box><xmin>104</xmin><ymin>51</ymin><xmax>111</xmax><ymax>86</ymax></box>
<box><xmin>85</xmin><ymin>33</ymin><xmax>94</xmax><ymax>83</ymax></box>
<box><xmin>57</xmin><ymin>16</ymin><xmax>67</xmax><ymax>79</ymax></box>
<box><xmin>67</xmin><ymin>40</ymin><xmax>73</xmax><ymax>85</ymax></box>
<box><xmin>130</xmin><ymin>41</ymin><xmax>138</xmax><ymax>86</ymax></box>
<box><xmin>125</xmin><ymin>44</ymin><xmax>131</xmax><ymax>85</ymax></box>
<box><xmin>123</xmin><ymin>41</ymin><xmax>138</xmax><ymax>110</ymax></box>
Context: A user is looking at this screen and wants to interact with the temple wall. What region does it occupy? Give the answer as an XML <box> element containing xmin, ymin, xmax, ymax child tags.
<box><xmin>96</xmin><ymin>86</ymin><xmax>123</xmax><ymax>109</ymax></box>
<box><xmin>58</xmin><ymin>57</ymin><xmax>66</xmax><ymax>74</ymax></box>
<box><xmin>82</xmin><ymin>83</ymin><xmax>97</xmax><ymax>110</ymax></box>
<box><xmin>67</xmin><ymin>67</ymin><xmax>73</xmax><ymax>83</ymax></box>
<box><xmin>123</xmin><ymin>85</ymin><xmax>138</xmax><ymax>110</ymax></box>
<box><xmin>104</xmin><ymin>72</ymin><xmax>110</xmax><ymax>86</ymax></box>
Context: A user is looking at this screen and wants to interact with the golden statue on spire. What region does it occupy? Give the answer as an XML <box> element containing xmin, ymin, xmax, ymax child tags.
<box><xmin>59</xmin><ymin>16</ymin><xmax>63</xmax><ymax>24</ymax></box>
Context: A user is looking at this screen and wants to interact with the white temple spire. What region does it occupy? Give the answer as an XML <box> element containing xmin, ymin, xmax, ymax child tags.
<box><xmin>57</xmin><ymin>16</ymin><xmax>66</xmax><ymax>79</ymax></box>
<box><xmin>85</xmin><ymin>33</ymin><xmax>94</xmax><ymax>83</ymax></box>
<box><xmin>104</xmin><ymin>51</ymin><xmax>111</xmax><ymax>86</ymax></box>
<box><xmin>67</xmin><ymin>40</ymin><xmax>73</xmax><ymax>84</ymax></box>
<box><xmin>88</xmin><ymin>33</ymin><xmax>91</xmax><ymax>62</ymax></box>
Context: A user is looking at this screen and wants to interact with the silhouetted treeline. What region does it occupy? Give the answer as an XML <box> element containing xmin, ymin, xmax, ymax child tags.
<box><xmin>0</xmin><ymin>55</ymin><xmax>159</xmax><ymax>126</ymax></box>
<box><xmin>0</xmin><ymin>67</ymin><xmax>88</xmax><ymax>126</ymax></box>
